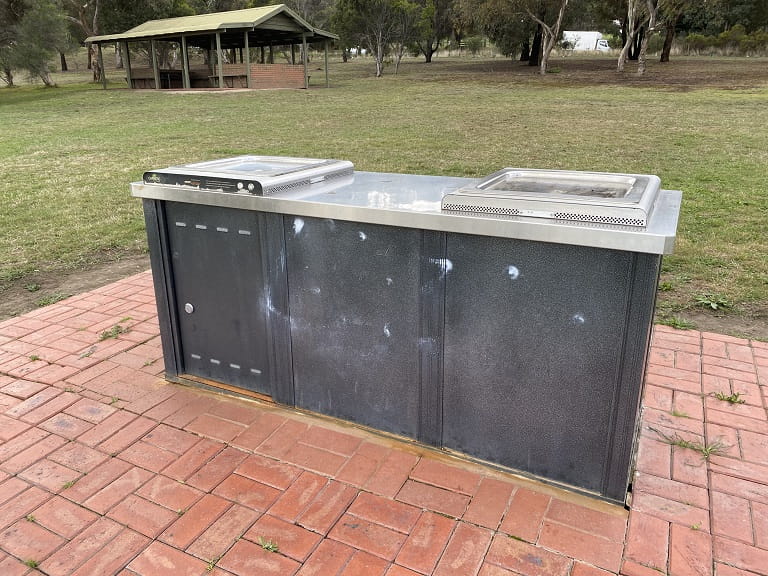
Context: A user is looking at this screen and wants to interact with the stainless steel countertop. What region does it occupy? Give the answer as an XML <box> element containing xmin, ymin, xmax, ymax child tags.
<box><xmin>132</xmin><ymin>171</ymin><xmax>681</xmax><ymax>254</ymax></box>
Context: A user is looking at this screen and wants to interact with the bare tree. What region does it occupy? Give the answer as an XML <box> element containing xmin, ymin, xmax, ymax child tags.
<box><xmin>617</xmin><ymin>0</ymin><xmax>642</xmax><ymax>71</ymax></box>
<box><xmin>618</xmin><ymin>0</ymin><xmax>664</xmax><ymax>74</ymax></box>
<box><xmin>392</xmin><ymin>0</ymin><xmax>421</xmax><ymax>73</ymax></box>
<box><xmin>63</xmin><ymin>0</ymin><xmax>101</xmax><ymax>81</ymax></box>
<box><xmin>636</xmin><ymin>0</ymin><xmax>659</xmax><ymax>74</ymax></box>
<box><xmin>333</xmin><ymin>0</ymin><xmax>405</xmax><ymax>77</ymax></box>
<box><xmin>521</xmin><ymin>0</ymin><xmax>570</xmax><ymax>75</ymax></box>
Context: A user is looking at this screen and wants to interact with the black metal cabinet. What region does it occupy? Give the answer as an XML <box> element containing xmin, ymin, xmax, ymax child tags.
<box><xmin>442</xmin><ymin>234</ymin><xmax>660</xmax><ymax>498</ymax></box>
<box><xmin>285</xmin><ymin>216</ymin><xmax>444</xmax><ymax>440</ymax></box>
<box><xmin>143</xmin><ymin>198</ymin><xmax>661</xmax><ymax>503</ymax></box>
<box><xmin>164</xmin><ymin>202</ymin><xmax>270</xmax><ymax>394</ymax></box>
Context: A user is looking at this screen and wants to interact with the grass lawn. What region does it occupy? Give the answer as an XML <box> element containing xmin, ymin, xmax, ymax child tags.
<box><xmin>1</xmin><ymin>55</ymin><xmax>766</xmax><ymax>338</ymax></box>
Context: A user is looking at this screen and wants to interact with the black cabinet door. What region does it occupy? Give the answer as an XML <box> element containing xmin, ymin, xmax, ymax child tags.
<box><xmin>285</xmin><ymin>216</ymin><xmax>430</xmax><ymax>438</ymax></box>
<box><xmin>442</xmin><ymin>234</ymin><xmax>633</xmax><ymax>494</ymax></box>
<box><xmin>164</xmin><ymin>202</ymin><xmax>270</xmax><ymax>395</ymax></box>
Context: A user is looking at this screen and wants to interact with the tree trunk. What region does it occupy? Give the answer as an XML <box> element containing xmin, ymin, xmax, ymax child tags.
<box><xmin>375</xmin><ymin>34</ymin><xmax>385</xmax><ymax>77</ymax></box>
<box><xmin>115</xmin><ymin>44</ymin><xmax>123</xmax><ymax>69</ymax></box>
<box><xmin>636</xmin><ymin>32</ymin><xmax>648</xmax><ymax>73</ymax></box>
<box><xmin>540</xmin><ymin>1</ymin><xmax>569</xmax><ymax>75</ymax></box>
<box><xmin>540</xmin><ymin>35</ymin><xmax>553</xmax><ymax>75</ymax></box>
<box><xmin>39</xmin><ymin>70</ymin><xmax>56</xmax><ymax>87</ymax></box>
<box><xmin>629</xmin><ymin>26</ymin><xmax>643</xmax><ymax>60</ymax></box>
<box><xmin>91</xmin><ymin>1</ymin><xmax>101</xmax><ymax>82</ymax></box>
<box><xmin>520</xmin><ymin>41</ymin><xmax>530</xmax><ymax>61</ymax></box>
<box><xmin>394</xmin><ymin>45</ymin><xmax>404</xmax><ymax>73</ymax></box>
<box><xmin>2</xmin><ymin>67</ymin><xmax>14</xmax><ymax>87</ymax></box>
<box><xmin>618</xmin><ymin>0</ymin><xmax>639</xmax><ymax>72</ymax></box>
<box><xmin>60</xmin><ymin>52</ymin><xmax>68</xmax><ymax>71</ymax></box>
<box><xmin>420</xmin><ymin>40</ymin><xmax>437</xmax><ymax>63</ymax></box>
<box><xmin>529</xmin><ymin>26</ymin><xmax>542</xmax><ymax>66</ymax></box>
<box><xmin>660</xmin><ymin>14</ymin><xmax>678</xmax><ymax>63</ymax></box>
<box><xmin>637</xmin><ymin>0</ymin><xmax>658</xmax><ymax>75</ymax></box>
<box><xmin>89</xmin><ymin>44</ymin><xmax>101</xmax><ymax>82</ymax></box>
<box><xmin>526</xmin><ymin>0</ymin><xmax>569</xmax><ymax>75</ymax></box>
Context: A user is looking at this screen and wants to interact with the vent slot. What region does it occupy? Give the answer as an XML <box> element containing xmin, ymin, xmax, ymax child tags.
<box><xmin>263</xmin><ymin>179</ymin><xmax>312</xmax><ymax>195</ymax></box>
<box><xmin>442</xmin><ymin>203</ymin><xmax>522</xmax><ymax>216</ymax></box>
<box><xmin>552</xmin><ymin>212</ymin><xmax>645</xmax><ymax>227</ymax></box>
<box><xmin>203</xmin><ymin>179</ymin><xmax>238</xmax><ymax>192</ymax></box>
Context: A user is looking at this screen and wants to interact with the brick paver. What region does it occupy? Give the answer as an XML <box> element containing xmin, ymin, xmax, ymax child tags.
<box><xmin>1</xmin><ymin>272</ymin><xmax>767</xmax><ymax>575</ymax></box>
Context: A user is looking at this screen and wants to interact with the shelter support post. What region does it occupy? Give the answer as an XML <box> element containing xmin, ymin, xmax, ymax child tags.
<box><xmin>97</xmin><ymin>44</ymin><xmax>106</xmax><ymax>89</ymax></box>
<box><xmin>151</xmin><ymin>39</ymin><xmax>160</xmax><ymax>89</ymax></box>
<box><xmin>302</xmin><ymin>33</ymin><xmax>308</xmax><ymax>89</ymax></box>
<box><xmin>216</xmin><ymin>32</ymin><xmax>224</xmax><ymax>88</ymax></box>
<box><xmin>181</xmin><ymin>35</ymin><xmax>190</xmax><ymax>89</ymax></box>
<box><xmin>123</xmin><ymin>41</ymin><xmax>132</xmax><ymax>88</ymax></box>
<box><xmin>244</xmin><ymin>31</ymin><xmax>251</xmax><ymax>88</ymax></box>
<box><xmin>291</xmin><ymin>44</ymin><xmax>296</xmax><ymax>65</ymax></box>
<box><xmin>324</xmin><ymin>41</ymin><xmax>329</xmax><ymax>88</ymax></box>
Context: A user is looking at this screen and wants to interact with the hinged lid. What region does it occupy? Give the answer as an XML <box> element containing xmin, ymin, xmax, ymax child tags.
<box><xmin>143</xmin><ymin>155</ymin><xmax>354</xmax><ymax>196</ymax></box>
<box><xmin>441</xmin><ymin>168</ymin><xmax>661</xmax><ymax>227</ymax></box>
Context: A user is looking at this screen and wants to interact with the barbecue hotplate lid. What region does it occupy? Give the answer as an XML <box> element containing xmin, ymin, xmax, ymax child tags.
<box><xmin>143</xmin><ymin>155</ymin><xmax>354</xmax><ymax>196</ymax></box>
<box><xmin>442</xmin><ymin>168</ymin><xmax>661</xmax><ymax>227</ymax></box>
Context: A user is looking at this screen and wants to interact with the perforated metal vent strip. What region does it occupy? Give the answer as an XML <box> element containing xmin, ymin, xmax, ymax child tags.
<box><xmin>442</xmin><ymin>203</ymin><xmax>522</xmax><ymax>216</ymax></box>
<box><xmin>552</xmin><ymin>212</ymin><xmax>645</xmax><ymax>227</ymax></box>
<box><xmin>263</xmin><ymin>179</ymin><xmax>311</xmax><ymax>195</ymax></box>
<box><xmin>326</xmin><ymin>168</ymin><xmax>354</xmax><ymax>180</ymax></box>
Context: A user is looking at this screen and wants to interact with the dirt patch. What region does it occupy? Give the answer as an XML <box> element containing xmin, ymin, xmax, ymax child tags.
<box><xmin>0</xmin><ymin>254</ymin><xmax>151</xmax><ymax>321</ymax></box>
<box><xmin>661</xmin><ymin>303</ymin><xmax>768</xmax><ymax>342</ymax></box>
<box><xmin>401</xmin><ymin>56</ymin><xmax>768</xmax><ymax>91</ymax></box>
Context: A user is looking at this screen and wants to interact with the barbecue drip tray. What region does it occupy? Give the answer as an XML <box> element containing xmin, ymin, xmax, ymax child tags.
<box><xmin>442</xmin><ymin>168</ymin><xmax>661</xmax><ymax>227</ymax></box>
<box><xmin>143</xmin><ymin>155</ymin><xmax>354</xmax><ymax>196</ymax></box>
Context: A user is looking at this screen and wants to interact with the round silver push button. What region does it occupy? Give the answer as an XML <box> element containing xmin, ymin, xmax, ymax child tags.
<box><xmin>184</xmin><ymin>303</ymin><xmax>194</xmax><ymax>314</ymax></box>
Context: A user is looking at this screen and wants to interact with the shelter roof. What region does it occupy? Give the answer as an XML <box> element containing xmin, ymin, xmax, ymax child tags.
<box><xmin>85</xmin><ymin>4</ymin><xmax>337</xmax><ymax>44</ymax></box>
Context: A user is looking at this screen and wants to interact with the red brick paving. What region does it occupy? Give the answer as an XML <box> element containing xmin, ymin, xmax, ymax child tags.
<box><xmin>1</xmin><ymin>273</ymin><xmax>767</xmax><ymax>575</ymax></box>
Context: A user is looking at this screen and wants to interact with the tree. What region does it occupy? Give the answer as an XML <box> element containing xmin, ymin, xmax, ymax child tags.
<box><xmin>99</xmin><ymin>0</ymin><xmax>194</xmax><ymax>68</ymax></box>
<box><xmin>414</xmin><ymin>0</ymin><xmax>453</xmax><ymax>62</ymax></box>
<box><xmin>520</xmin><ymin>0</ymin><xmax>570</xmax><ymax>74</ymax></box>
<box><xmin>100</xmin><ymin>0</ymin><xmax>194</xmax><ymax>35</ymax></box>
<box><xmin>188</xmin><ymin>0</ymin><xmax>252</xmax><ymax>12</ymax></box>
<box><xmin>456</xmin><ymin>0</ymin><xmax>573</xmax><ymax>73</ymax></box>
<box><xmin>635</xmin><ymin>0</ymin><xmax>659</xmax><ymax>74</ymax></box>
<box><xmin>391</xmin><ymin>0</ymin><xmax>421</xmax><ymax>72</ymax></box>
<box><xmin>332</xmin><ymin>0</ymin><xmax>408</xmax><ymax>77</ymax></box>
<box><xmin>617</xmin><ymin>0</ymin><xmax>644</xmax><ymax>71</ymax></box>
<box><xmin>455</xmin><ymin>0</ymin><xmax>536</xmax><ymax>60</ymax></box>
<box><xmin>0</xmin><ymin>0</ymin><xmax>25</xmax><ymax>86</ymax></box>
<box><xmin>2</xmin><ymin>0</ymin><xmax>70</xmax><ymax>86</ymax></box>
<box><xmin>62</xmin><ymin>0</ymin><xmax>101</xmax><ymax>81</ymax></box>
<box><xmin>284</xmin><ymin>0</ymin><xmax>336</xmax><ymax>28</ymax></box>
<box><xmin>658</xmin><ymin>0</ymin><xmax>693</xmax><ymax>62</ymax></box>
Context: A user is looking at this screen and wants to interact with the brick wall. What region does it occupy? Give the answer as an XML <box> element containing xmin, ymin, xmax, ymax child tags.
<box><xmin>250</xmin><ymin>63</ymin><xmax>306</xmax><ymax>89</ymax></box>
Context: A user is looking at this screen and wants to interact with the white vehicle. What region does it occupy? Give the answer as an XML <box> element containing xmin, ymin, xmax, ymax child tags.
<box><xmin>562</xmin><ymin>31</ymin><xmax>611</xmax><ymax>52</ymax></box>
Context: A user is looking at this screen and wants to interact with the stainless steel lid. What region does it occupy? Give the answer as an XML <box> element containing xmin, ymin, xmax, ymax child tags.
<box><xmin>442</xmin><ymin>168</ymin><xmax>661</xmax><ymax>227</ymax></box>
<box><xmin>143</xmin><ymin>155</ymin><xmax>354</xmax><ymax>196</ymax></box>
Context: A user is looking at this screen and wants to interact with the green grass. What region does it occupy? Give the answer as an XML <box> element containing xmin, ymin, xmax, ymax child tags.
<box><xmin>1</xmin><ymin>55</ymin><xmax>767</xmax><ymax>332</ymax></box>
